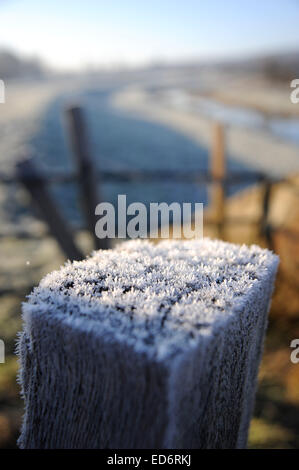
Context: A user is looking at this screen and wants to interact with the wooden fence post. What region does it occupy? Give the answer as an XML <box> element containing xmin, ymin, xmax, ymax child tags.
<box><xmin>18</xmin><ymin>239</ymin><xmax>279</xmax><ymax>449</ymax></box>
<box><xmin>260</xmin><ymin>179</ymin><xmax>273</xmax><ymax>249</ymax></box>
<box><xmin>210</xmin><ymin>122</ymin><xmax>226</xmax><ymax>239</ymax></box>
<box><xmin>16</xmin><ymin>158</ymin><xmax>83</xmax><ymax>261</ymax></box>
<box><xmin>66</xmin><ymin>106</ymin><xmax>109</xmax><ymax>250</ymax></box>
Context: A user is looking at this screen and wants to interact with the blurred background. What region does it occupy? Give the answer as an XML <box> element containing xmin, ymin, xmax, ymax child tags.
<box><xmin>0</xmin><ymin>0</ymin><xmax>299</xmax><ymax>449</ymax></box>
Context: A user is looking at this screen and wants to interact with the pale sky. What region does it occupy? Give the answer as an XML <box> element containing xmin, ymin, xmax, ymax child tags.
<box><xmin>0</xmin><ymin>0</ymin><xmax>299</xmax><ymax>70</ymax></box>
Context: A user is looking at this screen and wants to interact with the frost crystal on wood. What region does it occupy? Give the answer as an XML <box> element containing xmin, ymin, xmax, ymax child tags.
<box><xmin>18</xmin><ymin>239</ymin><xmax>279</xmax><ymax>449</ymax></box>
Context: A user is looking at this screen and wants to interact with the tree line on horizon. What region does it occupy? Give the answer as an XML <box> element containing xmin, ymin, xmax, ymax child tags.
<box><xmin>0</xmin><ymin>49</ymin><xmax>46</xmax><ymax>80</ymax></box>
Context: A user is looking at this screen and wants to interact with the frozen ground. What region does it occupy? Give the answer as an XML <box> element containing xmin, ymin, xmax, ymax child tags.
<box><xmin>0</xmin><ymin>70</ymin><xmax>298</xmax><ymax>237</ymax></box>
<box><xmin>112</xmin><ymin>85</ymin><xmax>299</xmax><ymax>178</ymax></box>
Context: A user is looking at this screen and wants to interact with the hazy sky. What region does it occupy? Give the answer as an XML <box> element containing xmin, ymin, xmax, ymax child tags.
<box><xmin>0</xmin><ymin>0</ymin><xmax>299</xmax><ymax>70</ymax></box>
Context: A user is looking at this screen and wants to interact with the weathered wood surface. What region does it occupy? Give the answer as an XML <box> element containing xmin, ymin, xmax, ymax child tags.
<box><xmin>210</xmin><ymin>122</ymin><xmax>226</xmax><ymax>239</ymax></box>
<box><xmin>66</xmin><ymin>106</ymin><xmax>110</xmax><ymax>250</ymax></box>
<box><xmin>18</xmin><ymin>239</ymin><xmax>279</xmax><ymax>449</ymax></box>
<box><xmin>16</xmin><ymin>158</ymin><xmax>83</xmax><ymax>261</ymax></box>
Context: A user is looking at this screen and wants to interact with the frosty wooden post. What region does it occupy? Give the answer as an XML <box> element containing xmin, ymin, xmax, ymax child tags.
<box><xmin>16</xmin><ymin>158</ymin><xmax>83</xmax><ymax>261</ymax></box>
<box><xmin>260</xmin><ymin>179</ymin><xmax>274</xmax><ymax>249</ymax></box>
<box><xmin>210</xmin><ymin>122</ymin><xmax>226</xmax><ymax>238</ymax></box>
<box><xmin>18</xmin><ymin>239</ymin><xmax>279</xmax><ymax>449</ymax></box>
<box><xmin>66</xmin><ymin>106</ymin><xmax>110</xmax><ymax>250</ymax></box>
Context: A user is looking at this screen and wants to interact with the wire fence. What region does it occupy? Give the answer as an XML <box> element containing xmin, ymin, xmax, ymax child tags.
<box><xmin>0</xmin><ymin>109</ymin><xmax>298</xmax><ymax>300</ymax></box>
